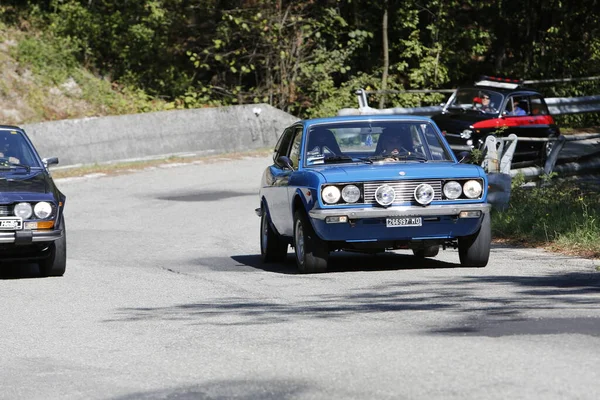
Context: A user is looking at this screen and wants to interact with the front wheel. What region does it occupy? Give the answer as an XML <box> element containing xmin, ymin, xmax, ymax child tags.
<box><xmin>39</xmin><ymin>216</ymin><xmax>67</xmax><ymax>277</ymax></box>
<box><xmin>293</xmin><ymin>210</ymin><xmax>328</xmax><ymax>273</ymax></box>
<box><xmin>260</xmin><ymin>209</ymin><xmax>288</xmax><ymax>263</ymax></box>
<box><xmin>458</xmin><ymin>212</ymin><xmax>491</xmax><ymax>267</ymax></box>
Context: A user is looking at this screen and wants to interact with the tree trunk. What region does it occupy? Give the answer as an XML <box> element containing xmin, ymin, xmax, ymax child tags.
<box><xmin>379</xmin><ymin>0</ymin><xmax>389</xmax><ymax>109</ymax></box>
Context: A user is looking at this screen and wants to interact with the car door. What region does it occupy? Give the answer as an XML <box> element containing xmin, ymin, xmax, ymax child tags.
<box><xmin>279</xmin><ymin>126</ymin><xmax>305</xmax><ymax>236</ymax></box>
<box><xmin>501</xmin><ymin>94</ymin><xmax>557</xmax><ymax>160</ymax></box>
<box><xmin>262</xmin><ymin>125</ymin><xmax>299</xmax><ymax>235</ymax></box>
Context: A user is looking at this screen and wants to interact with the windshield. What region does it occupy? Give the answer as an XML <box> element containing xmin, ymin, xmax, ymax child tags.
<box><xmin>304</xmin><ymin>120</ymin><xmax>454</xmax><ymax>166</ymax></box>
<box><xmin>446</xmin><ymin>88</ymin><xmax>504</xmax><ymax>116</ymax></box>
<box><xmin>0</xmin><ymin>129</ymin><xmax>41</xmax><ymax>170</ymax></box>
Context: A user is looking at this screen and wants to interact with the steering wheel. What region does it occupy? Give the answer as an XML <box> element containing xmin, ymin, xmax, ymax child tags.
<box><xmin>388</xmin><ymin>147</ymin><xmax>410</xmax><ymax>156</ymax></box>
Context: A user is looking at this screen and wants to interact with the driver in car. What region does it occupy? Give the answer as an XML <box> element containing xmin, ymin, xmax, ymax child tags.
<box><xmin>0</xmin><ymin>133</ymin><xmax>21</xmax><ymax>164</ymax></box>
<box><xmin>378</xmin><ymin>129</ymin><xmax>414</xmax><ymax>157</ymax></box>
<box><xmin>479</xmin><ymin>92</ymin><xmax>497</xmax><ymax>113</ymax></box>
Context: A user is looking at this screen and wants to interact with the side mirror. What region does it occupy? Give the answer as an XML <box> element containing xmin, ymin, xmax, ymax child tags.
<box><xmin>42</xmin><ymin>157</ymin><xmax>59</xmax><ymax>168</ymax></box>
<box><xmin>278</xmin><ymin>156</ymin><xmax>294</xmax><ymax>169</ymax></box>
<box><xmin>457</xmin><ymin>151</ymin><xmax>471</xmax><ymax>163</ymax></box>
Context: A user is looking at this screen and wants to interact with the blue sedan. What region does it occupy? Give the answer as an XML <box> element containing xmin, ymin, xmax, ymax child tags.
<box><xmin>256</xmin><ymin>115</ymin><xmax>491</xmax><ymax>273</ymax></box>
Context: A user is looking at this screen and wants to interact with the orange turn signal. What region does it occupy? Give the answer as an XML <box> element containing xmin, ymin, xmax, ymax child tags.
<box><xmin>23</xmin><ymin>221</ymin><xmax>55</xmax><ymax>230</ymax></box>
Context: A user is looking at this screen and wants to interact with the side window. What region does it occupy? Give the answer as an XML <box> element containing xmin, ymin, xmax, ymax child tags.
<box><xmin>530</xmin><ymin>96</ymin><xmax>549</xmax><ymax>115</ymax></box>
<box><xmin>505</xmin><ymin>96</ymin><xmax>529</xmax><ymax>116</ymax></box>
<box><xmin>288</xmin><ymin>127</ymin><xmax>303</xmax><ymax>170</ymax></box>
<box><xmin>273</xmin><ymin>127</ymin><xmax>294</xmax><ymax>166</ymax></box>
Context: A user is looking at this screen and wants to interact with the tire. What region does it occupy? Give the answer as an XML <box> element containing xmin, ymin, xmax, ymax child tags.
<box><xmin>458</xmin><ymin>212</ymin><xmax>491</xmax><ymax>267</ymax></box>
<box><xmin>413</xmin><ymin>245</ymin><xmax>439</xmax><ymax>258</ymax></box>
<box><xmin>260</xmin><ymin>208</ymin><xmax>288</xmax><ymax>263</ymax></box>
<box><xmin>293</xmin><ymin>210</ymin><xmax>328</xmax><ymax>273</ymax></box>
<box><xmin>39</xmin><ymin>216</ymin><xmax>67</xmax><ymax>277</ymax></box>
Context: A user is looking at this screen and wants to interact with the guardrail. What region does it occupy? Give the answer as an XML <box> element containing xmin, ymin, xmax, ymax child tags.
<box><xmin>478</xmin><ymin>133</ymin><xmax>600</xmax><ymax>210</ymax></box>
<box><xmin>340</xmin><ymin>87</ymin><xmax>600</xmax><ymax>171</ymax></box>
<box><xmin>338</xmin><ymin>89</ymin><xmax>600</xmax><ymax>210</ymax></box>
<box><xmin>339</xmin><ymin>88</ymin><xmax>600</xmax><ymax>117</ymax></box>
<box><xmin>481</xmin><ymin>133</ymin><xmax>600</xmax><ymax>176</ymax></box>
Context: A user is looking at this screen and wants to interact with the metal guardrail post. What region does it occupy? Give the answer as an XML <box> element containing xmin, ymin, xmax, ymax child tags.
<box><xmin>482</xmin><ymin>136</ymin><xmax>499</xmax><ymax>173</ymax></box>
<box><xmin>355</xmin><ymin>89</ymin><xmax>368</xmax><ymax>109</ymax></box>
<box><xmin>500</xmin><ymin>134</ymin><xmax>518</xmax><ymax>174</ymax></box>
<box><xmin>543</xmin><ymin>135</ymin><xmax>566</xmax><ymax>175</ymax></box>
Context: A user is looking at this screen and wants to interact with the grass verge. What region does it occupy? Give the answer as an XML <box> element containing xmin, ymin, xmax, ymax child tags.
<box><xmin>492</xmin><ymin>174</ymin><xmax>600</xmax><ymax>259</ymax></box>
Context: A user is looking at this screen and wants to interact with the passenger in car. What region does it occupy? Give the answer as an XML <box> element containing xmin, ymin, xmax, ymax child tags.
<box><xmin>507</xmin><ymin>99</ymin><xmax>527</xmax><ymax>116</ymax></box>
<box><xmin>307</xmin><ymin>128</ymin><xmax>342</xmax><ymax>155</ymax></box>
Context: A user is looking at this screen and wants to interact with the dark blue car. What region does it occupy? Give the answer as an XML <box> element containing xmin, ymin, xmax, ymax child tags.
<box><xmin>0</xmin><ymin>125</ymin><xmax>66</xmax><ymax>277</ymax></box>
<box><xmin>257</xmin><ymin>115</ymin><xmax>491</xmax><ymax>273</ymax></box>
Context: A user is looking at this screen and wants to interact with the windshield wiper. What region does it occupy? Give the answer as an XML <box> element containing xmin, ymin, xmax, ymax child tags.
<box><xmin>323</xmin><ymin>155</ymin><xmax>358</xmax><ymax>164</ymax></box>
<box><xmin>366</xmin><ymin>153</ymin><xmax>428</xmax><ymax>163</ymax></box>
<box><xmin>0</xmin><ymin>162</ymin><xmax>31</xmax><ymax>172</ymax></box>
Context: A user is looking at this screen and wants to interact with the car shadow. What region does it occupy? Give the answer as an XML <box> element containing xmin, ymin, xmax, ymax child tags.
<box><xmin>231</xmin><ymin>250</ymin><xmax>460</xmax><ymax>275</ymax></box>
<box><xmin>0</xmin><ymin>262</ymin><xmax>41</xmax><ymax>279</ymax></box>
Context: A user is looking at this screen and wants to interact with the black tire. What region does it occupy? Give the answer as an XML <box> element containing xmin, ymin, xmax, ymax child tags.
<box><xmin>413</xmin><ymin>245</ymin><xmax>440</xmax><ymax>258</ymax></box>
<box><xmin>39</xmin><ymin>216</ymin><xmax>67</xmax><ymax>277</ymax></box>
<box><xmin>260</xmin><ymin>208</ymin><xmax>288</xmax><ymax>263</ymax></box>
<box><xmin>293</xmin><ymin>210</ymin><xmax>328</xmax><ymax>273</ymax></box>
<box><xmin>458</xmin><ymin>212</ymin><xmax>491</xmax><ymax>267</ymax></box>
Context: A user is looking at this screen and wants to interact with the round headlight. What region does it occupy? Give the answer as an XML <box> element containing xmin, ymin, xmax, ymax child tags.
<box><xmin>341</xmin><ymin>185</ymin><xmax>361</xmax><ymax>203</ymax></box>
<box><xmin>375</xmin><ymin>184</ymin><xmax>395</xmax><ymax>207</ymax></box>
<box><xmin>14</xmin><ymin>202</ymin><xmax>33</xmax><ymax>219</ymax></box>
<box><xmin>414</xmin><ymin>183</ymin><xmax>435</xmax><ymax>205</ymax></box>
<box><xmin>322</xmin><ymin>186</ymin><xmax>341</xmax><ymax>204</ymax></box>
<box><xmin>34</xmin><ymin>202</ymin><xmax>53</xmax><ymax>219</ymax></box>
<box><xmin>443</xmin><ymin>181</ymin><xmax>462</xmax><ymax>199</ymax></box>
<box><xmin>463</xmin><ymin>180</ymin><xmax>483</xmax><ymax>199</ymax></box>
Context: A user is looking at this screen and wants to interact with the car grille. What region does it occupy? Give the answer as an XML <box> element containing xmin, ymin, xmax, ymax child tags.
<box><xmin>363</xmin><ymin>180</ymin><xmax>443</xmax><ymax>205</ymax></box>
<box><xmin>0</xmin><ymin>206</ymin><xmax>12</xmax><ymax>216</ymax></box>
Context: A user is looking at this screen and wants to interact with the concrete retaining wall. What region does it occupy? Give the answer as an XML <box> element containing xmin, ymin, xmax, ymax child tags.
<box><xmin>22</xmin><ymin>104</ymin><xmax>299</xmax><ymax>167</ymax></box>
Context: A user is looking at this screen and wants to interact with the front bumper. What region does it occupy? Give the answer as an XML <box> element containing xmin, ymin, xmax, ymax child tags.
<box><xmin>308</xmin><ymin>203</ymin><xmax>491</xmax><ymax>242</ymax></box>
<box><xmin>0</xmin><ymin>229</ymin><xmax>63</xmax><ymax>245</ymax></box>
<box><xmin>309</xmin><ymin>203</ymin><xmax>490</xmax><ymax>220</ymax></box>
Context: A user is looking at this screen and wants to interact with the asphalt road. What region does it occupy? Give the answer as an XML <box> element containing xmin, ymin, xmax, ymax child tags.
<box><xmin>1</xmin><ymin>155</ymin><xmax>599</xmax><ymax>400</ymax></box>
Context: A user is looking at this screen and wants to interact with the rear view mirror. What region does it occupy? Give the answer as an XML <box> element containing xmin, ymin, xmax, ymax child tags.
<box><xmin>278</xmin><ymin>156</ymin><xmax>293</xmax><ymax>169</ymax></box>
<box><xmin>458</xmin><ymin>151</ymin><xmax>471</xmax><ymax>163</ymax></box>
<box><xmin>42</xmin><ymin>157</ymin><xmax>59</xmax><ymax>168</ymax></box>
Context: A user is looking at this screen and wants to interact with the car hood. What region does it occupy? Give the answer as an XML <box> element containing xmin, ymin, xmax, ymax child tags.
<box><xmin>0</xmin><ymin>170</ymin><xmax>50</xmax><ymax>194</ymax></box>
<box><xmin>310</xmin><ymin>162</ymin><xmax>485</xmax><ymax>183</ymax></box>
<box><xmin>431</xmin><ymin>112</ymin><xmax>492</xmax><ymax>134</ymax></box>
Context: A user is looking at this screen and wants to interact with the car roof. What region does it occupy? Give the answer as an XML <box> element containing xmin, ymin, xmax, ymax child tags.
<box><xmin>466</xmin><ymin>86</ymin><xmax>542</xmax><ymax>96</ymax></box>
<box><xmin>301</xmin><ymin>114</ymin><xmax>434</xmax><ymax>127</ymax></box>
<box><xmin>0</xmin><ymin>125</ymin><xmax>24</xmax><ymax>131</ymax></box>
<box><xmin>462</xmin><ymin>75</ymin><xmax>543</xmax><ymax>96</ymax></box>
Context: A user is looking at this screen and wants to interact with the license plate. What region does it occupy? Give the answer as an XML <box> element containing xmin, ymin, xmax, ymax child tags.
<box><xmin>386</xmin><ymin>217</ymin><xmax>422</xmax><ymax>227</ymax></box>
<box><xmin>0</xmin><ymin>217</ymin><xmax>23</xmax><ymax>230</ymax></box>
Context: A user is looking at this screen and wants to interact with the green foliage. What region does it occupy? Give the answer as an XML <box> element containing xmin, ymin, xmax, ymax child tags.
<box><xmin>468</xmin><ymin>148</ymin><xmax>484</xmax><ymax>165</ymax></box>
<box><xmin>12</xmin><ymin>33</ymin><xmax>80</xmax><ymax>84</ymax></box>
<box><xmin>1</xmin><ymin>0</ymin><xmax>600</xmax><ymax>126</ymax></box>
